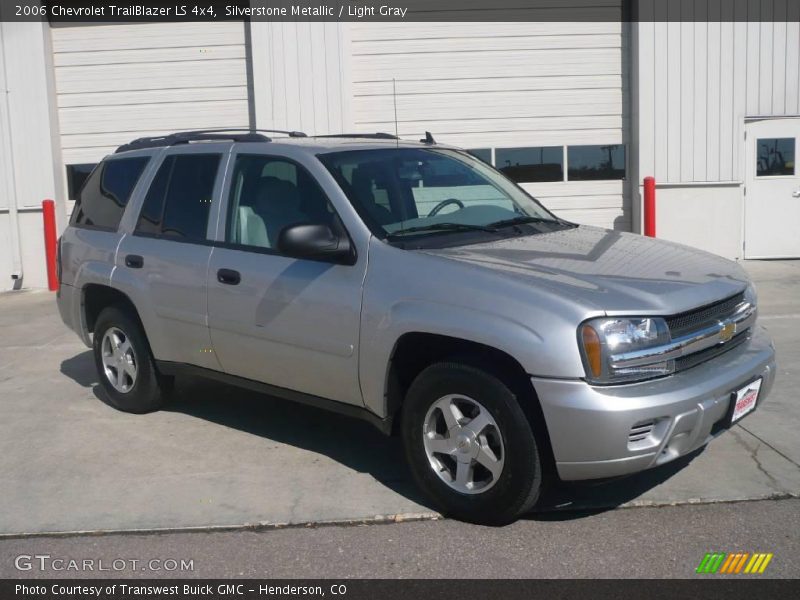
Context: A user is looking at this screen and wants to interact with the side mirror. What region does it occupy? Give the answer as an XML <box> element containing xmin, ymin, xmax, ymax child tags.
<box><xmin>276</xmin><ymin>223</ymin><xmax>354</xmax><ymax>264</ymax></box>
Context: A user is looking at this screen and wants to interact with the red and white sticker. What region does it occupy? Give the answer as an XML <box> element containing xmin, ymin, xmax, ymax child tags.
<box><xmin>731</xmin><ymin>379</ymin><xmax>762</xmax><ymax>424</ymax></box>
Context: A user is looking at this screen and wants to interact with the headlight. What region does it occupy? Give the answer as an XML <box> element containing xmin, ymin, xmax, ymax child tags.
<box><xmin>579</xmin><ymin>317</ymin><xmax>673</xmax><ymax>384</ymax></box>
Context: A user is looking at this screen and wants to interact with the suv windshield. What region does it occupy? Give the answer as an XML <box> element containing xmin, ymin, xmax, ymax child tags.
<box><xmin>319</xmin><ymin>148</ymin><xmax>573</xmax><ymax>246</ymax></box>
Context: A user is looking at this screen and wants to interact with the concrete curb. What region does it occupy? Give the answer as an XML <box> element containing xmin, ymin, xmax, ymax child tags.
<box><xmin>2</xmin><ymin>494</ymin><xmax>797</xmax><ymax>541</ymax></box>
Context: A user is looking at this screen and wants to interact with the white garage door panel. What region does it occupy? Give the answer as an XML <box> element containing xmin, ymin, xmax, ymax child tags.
<box><xmin>59</xmin><ymin>100</ymin><xmax>249</xmax><ymax>135</ymax></box>
<box><xmin>354</xmin><ymin>50</ymin><xmax>622</xmax><ymax>81</ymax></box>
<box><xmin>51</xmin><ymin>22</ymin><xmax>245</xmax><ymax>52</ymax></box>
<box><xmin>58</xmin><ymin>86</ymin><xmax>248</xmax><ymax>109</ymax></box>
<box><xmin>53</xmin><ymin>44</ymin><xmax>245</xmax><ymax>67</ymax></box>
<box><xmin>352</xmin><ymin>22</ymin><xmax>621</xmax><ymax>41</ymax></box>
<box><xmin>55</xmin><ymin>59</ymin><xmax>248</xmax><ymax>94</ymax></box>
<box><xmin>357</xmin><ymin>34</ymin><xmax>621</xmax><ymax>54</ymax></box>
<box><xmin>52</xmin><ymin>22</ymin><xmax>250</xmax><ymax>168</ymax></box>
<box><xmin>355</xmin><ymin>74</ymin><xmax>624</xmax><ymax>96</ymax></box>
<box><xmin>350</xmin><ymin>18</ymin><xmax>629</xmax><ymax>231</ymax></box>
<box><xmin>355</xmin><ymin>89</ymin><xmax>622</xmax><ymax>122</ymax></box>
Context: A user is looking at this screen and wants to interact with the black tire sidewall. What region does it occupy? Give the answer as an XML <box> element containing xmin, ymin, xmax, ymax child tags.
<box><xmin>402</xmin><ymin>362</ymin><xmax>541</xmax><ymax>524</ymax></box>
<box><xmin>92</xmin><ymin>306</ymin><xmax>164</xmax><ymax>414</ymax></box>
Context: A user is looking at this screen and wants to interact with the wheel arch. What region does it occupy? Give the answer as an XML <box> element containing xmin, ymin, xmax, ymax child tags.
<box><xmin>385</xmin><ymin>331</ymin><xmax>557</xmax><ymax>478</ymax></box>
<box><xmin>82</xmin><ymin>283</ymin><xmax>145</xmax><ymax>338</ymax></box>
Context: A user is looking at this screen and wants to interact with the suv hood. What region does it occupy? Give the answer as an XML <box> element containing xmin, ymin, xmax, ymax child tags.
<box><xmin>422</xmin><ymin>226</ymin><xmax>749</xmax><ymax>315</ymax></box>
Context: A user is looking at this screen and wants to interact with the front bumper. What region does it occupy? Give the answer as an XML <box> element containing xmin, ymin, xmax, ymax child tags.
<box><xmin>533</xmin><ymin>325</ymin><xmax>776</xmax><ymax>481</ymax></box>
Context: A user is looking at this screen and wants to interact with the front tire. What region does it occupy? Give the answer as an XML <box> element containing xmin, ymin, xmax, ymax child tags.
<box><xmin>92</xmin><ymin>305</ymin><xmax>171</xmax><ymax>414</ymax></box>
<box><xmin>401</xmin><ymin>362</ymin><xmax>543</xmax><ymax>525</ymax></box>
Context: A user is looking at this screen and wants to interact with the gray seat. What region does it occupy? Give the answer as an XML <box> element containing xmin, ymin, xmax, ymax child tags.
<box><xmin>238</xmin><ymin>205</ymin><xmax>269</xmax><ymax>248</ymax></box>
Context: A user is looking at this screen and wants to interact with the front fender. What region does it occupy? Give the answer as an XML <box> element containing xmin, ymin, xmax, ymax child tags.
<box><xmin>359</xmin><ymin>298</ymin><xmax>566</xmax><ymax>417</ymax></box>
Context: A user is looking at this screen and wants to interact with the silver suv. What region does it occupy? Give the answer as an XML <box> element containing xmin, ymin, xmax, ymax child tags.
<box><xmin>57</xmin><ymin>129</ymin><xmax>776</xmax><ymax>524</ymax></box>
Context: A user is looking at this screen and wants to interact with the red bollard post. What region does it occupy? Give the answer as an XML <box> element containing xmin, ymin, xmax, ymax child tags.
<box><xmin>42</xmin><ymin>199</ymin><xmax>59</xmax><ymax>291</ymax></box>
<box><xmin>643</xmin><ymin>176</ymin><xmax>656</xmax><ymax>238</ymax></box>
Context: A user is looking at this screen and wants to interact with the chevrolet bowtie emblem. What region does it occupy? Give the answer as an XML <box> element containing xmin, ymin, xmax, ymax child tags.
<box><xmin>719</xmin><ymin>322</ymin><xmax>736</xmax><ymax>343</ymax></box>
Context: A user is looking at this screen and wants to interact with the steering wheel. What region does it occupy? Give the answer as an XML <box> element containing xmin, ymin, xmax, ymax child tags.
<box><xmin>428</xmin><ymin>198</ymin><xmax>464</xmax><ymax>217</ymax></box>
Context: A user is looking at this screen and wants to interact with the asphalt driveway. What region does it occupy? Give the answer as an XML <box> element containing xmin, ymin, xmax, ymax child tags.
<box><xmin>0</xmin><ymin>261</ymin><xmax>798</xmax><ymax>536</ymax></box>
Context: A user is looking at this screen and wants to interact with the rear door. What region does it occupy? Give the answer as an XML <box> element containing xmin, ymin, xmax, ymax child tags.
<box><xmin>114</xmin><ymin>145</ymin><xmax>229</xmax><ymax>369</ymax></box>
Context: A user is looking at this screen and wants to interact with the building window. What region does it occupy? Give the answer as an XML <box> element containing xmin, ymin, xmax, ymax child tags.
<box><xmin>757</xmin><ymin>138</ymin><xmax>795</xmax><ymax>176</ymax></box>
<box><xmin>70</xmin><ymin>157</ymin><xmax>149</xmax><ymax>231</ymax></box>
<box><xmin>495</xmin><ymin>147</ymin><xmax>563</xmax><ymax>183</ymax></box>
<box><xmin>567</xmin><ymin>145</ymin><xmax>626</xmax><ymax>181</ymax></box>
<box><xmin>467</xmin><ymin>148</ymin><xmax>492</xmax><ymax>164</ymax></box>
<box><xmin>66</xmin><ymin>163</ymin><xmax>97</xmax><ymax>200</ymax></box>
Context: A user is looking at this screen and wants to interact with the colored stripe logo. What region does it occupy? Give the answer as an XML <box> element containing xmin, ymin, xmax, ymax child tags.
<box><xmin>696</xmin><ymin>552</ymin><xmax>773</xmax><ymax>574</ymax></box>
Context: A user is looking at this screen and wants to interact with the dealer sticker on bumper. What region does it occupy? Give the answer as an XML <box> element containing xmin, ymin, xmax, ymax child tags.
<box><xmin>731</xmin><ymin>379</ymin><xmax>762</xmax><ymax>424</ymax></box>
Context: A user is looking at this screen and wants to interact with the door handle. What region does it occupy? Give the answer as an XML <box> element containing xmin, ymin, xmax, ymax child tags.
<box><xmin>792</xmin><ymin>189</ymin><xmax>800</xmax><ymax>198</ymax></box>
<box><xmin>217</xmin><ymin>268</ymin><xmax>241</xmax><ymax>285</ymax></box>
<box><xmin>125</xmin><ymin>254</ymin><xmax>144</xmax><ymax>269</ymax></box>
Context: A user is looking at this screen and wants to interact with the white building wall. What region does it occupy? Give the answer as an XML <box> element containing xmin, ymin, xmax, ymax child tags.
<box><xmin>633</xmin><ymin>0</ymin><xmax>800</xmax><ymax>258</ymax></box>
<box><xmin>348</xmin><ymin>21</ymin><xmax>631</xmax><ymax>230</ymax></box>
<box><xmin>0</xmin><ymin>22</ymin><xmax>64</xmax><ymax>292</ymax></box>
<box><xmin>249</xmin><ymin>22</ymin><xmax>352</xmax><ymax>134</ymax></box>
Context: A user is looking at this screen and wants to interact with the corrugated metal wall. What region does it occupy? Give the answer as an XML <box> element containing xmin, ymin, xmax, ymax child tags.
<box><xmin>349</xmin><ymin>21</ymin><xmax>631</xmax><ymax>230</ymax></box>
<box><xmin>636</xmin><ymin>1</ymin><xmax>800</xmax><ymax>184</ymax></box>
<box><xmin>51</xmin><ymin>22</ymin><xmax>251</xmax><ymax>166</ymax></box>
<box><xmin>249</xmin><ymin>22</ymin><xmax>351</xmax><ymax>135</ymax></box>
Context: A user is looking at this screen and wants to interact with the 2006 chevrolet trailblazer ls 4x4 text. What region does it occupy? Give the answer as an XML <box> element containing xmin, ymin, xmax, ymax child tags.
<box><xmin>57</xmin><ymin>129</ymin><xmax>776</xmax><ymax>524</ymax></box>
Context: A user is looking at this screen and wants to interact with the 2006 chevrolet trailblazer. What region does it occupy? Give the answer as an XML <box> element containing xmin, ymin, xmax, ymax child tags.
<box><xmin>57</xmin><ymin>129</ymin><xmax>776</xmax><ymax>524</ymax></box>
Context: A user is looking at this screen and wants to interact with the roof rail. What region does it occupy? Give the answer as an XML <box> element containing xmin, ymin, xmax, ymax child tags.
<box><xmin>313</xmin><ymin>133</ymin><xmax>399</xmax><ymax>140</ymax></box>
<box><xmin>114</xmin><ymin>128</ymin><xmax>307</xmax><ymax>153</ymax></box>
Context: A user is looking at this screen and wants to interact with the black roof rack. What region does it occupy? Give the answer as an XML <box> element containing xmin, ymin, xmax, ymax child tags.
<box><xmin>313</xmin><ymin>133</ymin><xmax>399</xmax><ymax>140</ymax></box>
<box><xmin>115</xmin><ymin>128</ymin><xmax>307</xmax><ymax>153</ymax></box>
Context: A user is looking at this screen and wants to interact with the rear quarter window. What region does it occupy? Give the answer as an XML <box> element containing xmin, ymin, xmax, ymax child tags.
<box><xmin>70</xmin><ymin>157</ymin><xmax>150</xmax><ymax>230</ymax></box>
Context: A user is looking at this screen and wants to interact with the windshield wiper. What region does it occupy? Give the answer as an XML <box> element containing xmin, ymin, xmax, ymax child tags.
<box><xmin>386</xmin><ymin>222</ymin><xmax>499</xmax><ymax>238</ymax></box>
<box><xmin>487</xmin><ymin>215</ymin><xmax>562</xmax><ymax>228</ymax></box>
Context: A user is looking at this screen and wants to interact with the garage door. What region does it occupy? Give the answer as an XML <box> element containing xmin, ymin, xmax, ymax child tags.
<box><xmin>349</xmin><ymin>21</ymin><xmax>629</xmax><ymax>230</ymax></box>
<box><xmin>51</xmin><ymin>22</ymin><xmax>251</xmax><ymax>201</ymax></box>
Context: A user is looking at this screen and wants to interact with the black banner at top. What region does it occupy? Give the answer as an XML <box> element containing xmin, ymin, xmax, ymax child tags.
<box><xmin>2</xmin><ymin>0</ymin><xmax>800</xmax><ymax>23</ymax></box>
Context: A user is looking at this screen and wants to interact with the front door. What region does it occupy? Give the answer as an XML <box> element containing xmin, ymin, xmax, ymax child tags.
<box><xmin>744</xmin><ymin>118</ymin><xmax>800</xmax><ymax>258</ymax></box>
<box><xmin>206</xmin><ymin>153</ymin><xmax>367</xmax><ymax>406</ymax></box>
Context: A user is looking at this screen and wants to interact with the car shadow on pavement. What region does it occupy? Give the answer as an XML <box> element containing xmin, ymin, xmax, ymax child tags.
<box><xmin>61</xmin><ymin>349</ymin><xmax>704</xmax><ymax>523</ymax></box>
<box><xmin>61</xmin><ymin>350</ymin><xmax>432</xmax><ymax>510</ymax></box>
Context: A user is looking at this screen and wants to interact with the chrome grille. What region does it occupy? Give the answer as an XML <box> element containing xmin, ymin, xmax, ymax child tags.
<box><xmin>674</xmin><ymin>330</ymin><xmax>749</xmax><ymax>371</ymax></box>
<box><xmin>666</xmin><ymin>292</ymin><xmax>745</xmax><ymax>338</ymax></box>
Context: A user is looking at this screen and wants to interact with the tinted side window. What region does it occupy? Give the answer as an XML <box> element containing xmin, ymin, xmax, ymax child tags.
<box><xmin>66</xmin><ymin>163</ymin><xmax>97</xmax><ymax>200</ymax></box>
<box><xmin>70</xmin><ymin>157</ymin><xmax>149</xmax><ymax>230</ymax></box>
<box><xmin>135</xmin><ymin>154</ymin><xmax>221</xmax><ymax>241</ymax></box>
<box><xmin>136</xmin><ymin>156</ymin><xmax>174</xmax><ymax>235</ymax></box>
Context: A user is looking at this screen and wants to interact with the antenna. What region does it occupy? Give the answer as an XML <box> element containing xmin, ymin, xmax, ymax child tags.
<box><xmin>392</xmin><ymin>78</ymin><xmax>399</xmax><ymax>146</ymax></box>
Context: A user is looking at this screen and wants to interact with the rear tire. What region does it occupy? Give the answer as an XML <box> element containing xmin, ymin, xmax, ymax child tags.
<box><xmin>92</xmin><ymin>305</ymin><xmax>171</xmax><ymax>414</ymax></box>
<box><xmin>401</xmin><ymin>362</ymin><xmax>542</xmax><ymax>525</ymax></box>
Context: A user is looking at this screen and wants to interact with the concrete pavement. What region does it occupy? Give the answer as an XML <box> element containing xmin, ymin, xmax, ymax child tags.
<box><xmin>1</xmin><ymin>498</ymin><xmax>798</xmax><ymax>578</ymax></box>
<box><xmin>0</xmin><ymin>261</ymin><xmax>798</xmax><ymax>535</ymax></box>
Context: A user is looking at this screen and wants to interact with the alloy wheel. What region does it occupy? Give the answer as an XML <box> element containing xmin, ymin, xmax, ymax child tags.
<box><xmin>422</xmin><ymin>394</ymin><xmax>505</xmax><ymax>494</ymax></box>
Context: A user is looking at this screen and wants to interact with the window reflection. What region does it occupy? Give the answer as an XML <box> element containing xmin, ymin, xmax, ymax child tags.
<box><xmin>496</xmin><ymin>147</ymin><xmax>563</xmax><ymax>183</ymax></box>
<box><xmin>757</xmin><ymin>138</ymin><xmax>795</xmax><ymax>177</ymax></box>
<box><xmin>567</xmin><ymin>145</ymin><xmax>626</xmax><ymax>181</ymax></box>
